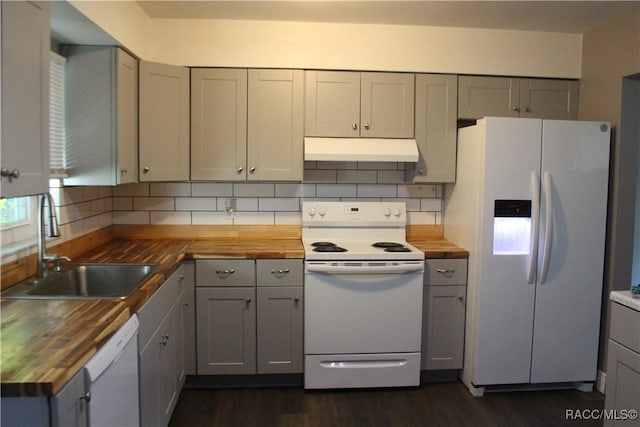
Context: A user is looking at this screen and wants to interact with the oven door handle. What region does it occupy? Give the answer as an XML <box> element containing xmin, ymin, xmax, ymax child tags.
<box><xmin>306</xmin><ymin>263</ymin><xmax>423</xmax><ymax>275</ymax></box>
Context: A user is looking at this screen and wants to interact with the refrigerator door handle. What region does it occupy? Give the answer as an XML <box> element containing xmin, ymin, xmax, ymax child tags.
<box><xmin>528</xmin><ymin>170</ymin><xmax>540</xmax><ymax>284</ymax></box>
<box><xmin>540</xmin><ymin>171</ymin><xmax>554</xmax><ymax>284</ymax></box>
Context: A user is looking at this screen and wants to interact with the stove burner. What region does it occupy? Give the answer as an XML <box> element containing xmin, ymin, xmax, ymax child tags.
<box><xmin>313</xmin><ymin>245</ymin><xmax>347</xmax><ymax>253</ymax></box>
<box><xmin>384</xmin><ymin>247</ymin><xmax>412</xmax><ymax>253</ymax></box>
<box><xmin>372</xmin><ymin>242</ymin><xmax>405</xmax><ymax>248</ymax></box>
<box><xmin>311</xmin><ymin>242</ymin><xmax>337</xmax><ymax>247</ymax></box>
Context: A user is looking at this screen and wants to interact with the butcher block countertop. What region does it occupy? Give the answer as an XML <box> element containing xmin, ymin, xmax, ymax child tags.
<box><xmin>1</xmin><ymin>226</ymin><xmax>466</xmax><ymax>397</ymax></box>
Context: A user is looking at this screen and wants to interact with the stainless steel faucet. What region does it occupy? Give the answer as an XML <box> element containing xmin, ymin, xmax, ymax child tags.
<box><xmin>36</xmin><ymin>192</ymin><xmax>69</xmax><ymax>278</ymax></box>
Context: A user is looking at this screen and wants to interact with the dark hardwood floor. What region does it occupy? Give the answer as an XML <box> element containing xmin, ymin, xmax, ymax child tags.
<box><xmin>169</xmin><ymin>382</ymin><xmax>605</xmax><ymax>427</ymax></box>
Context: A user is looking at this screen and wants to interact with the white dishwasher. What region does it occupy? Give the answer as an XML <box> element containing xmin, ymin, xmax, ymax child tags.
<box><xmin>84</xmin><ymin>314</ymin><xmax>140</xmax><ymax>427</ymax></box>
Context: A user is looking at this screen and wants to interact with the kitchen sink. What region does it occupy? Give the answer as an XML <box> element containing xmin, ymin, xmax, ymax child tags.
<box><xmin>1</xmin><ymin>263</ymin><xmax>159</xmax><ymax>300</ymax></box>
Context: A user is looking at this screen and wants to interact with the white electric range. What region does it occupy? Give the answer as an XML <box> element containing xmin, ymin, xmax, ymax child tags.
<box><xmin>302</xmin><ymin>201</ymin><xmax>425</xmax><ymax>389</ymax></box>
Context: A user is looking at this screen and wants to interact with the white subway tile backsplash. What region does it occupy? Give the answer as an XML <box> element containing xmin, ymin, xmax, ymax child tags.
<box><xmin>150</xmin><ymin>183</ymin><xmax>192</xmax><ymax>197</ymax></box>
<box><xmin>113</xmin><ymin>183</ymin><xmax>150</xmax><ymax>197</ymax></box>
<box><xmin>259</xmin><ymin>197</ymin><xmax>300</xmax><ymax>212</ymax></box>
<box><xmin>192</xmin><ymin>183</ymin><xmax>233</xmax><ymax>197</ymax></box>
<box><xmin>113</xmin><ymin>211</ymin><xmax>150</xmax><ymax>225</ymax></box>
<box><xmin>421</xmin><ymin>198</ymin><xmax>442</xmax><ymax>212</ymax></box>
<box><xmin>357</xmin><ymin>184</ymin><xmax>397</xmax><ymax>198</ymax></box>
<box><xmin>233</xmin><ymin>212</ymin><xmax>275</xmax><ymax>225</ymax></box>
<box><xmin>316</xmin><ymin>184</ymin><xmax>357</xmax><ymax>198</ymax></box>
<box><xmin>233</xmin><ymin>183</ymin><xmax>275</xmax><ymax>197</ymax></box>
<box><xmin>150</xmin><ymin>211</ymin><xmax>192</xmax><ymax>225</ymax></box>
<box><xmin>377</xmin><ymin>170</ymin><xmax>406</xmax><ymax>184</ymax></box>
<box><xmin>408</xmin><ymin>211</ymin><xmax>436</xmax><ymax>225</ymax></box>
<box><xmin>357</xmin><ymin>162</ymin><xmax>399</xmax><ymax>170</ymax></box>
<box><xmin>275</xmin><ymin>183</ymin><xmax>316</xmax><ymax>198</ymax></box>
<box><xmin>133</xmin><ymin>197</ymin><xmax>175</xmax><ymax>211</ymax></box>
<box><xmin>397</xmin><ymin>184</ymin><xmax>437</xmax><ymax>198</ymax></box>
<box><xmin>218</xmin><ymin>197</ymin><xmax>259</xmax><ymax>211</ymax></box>
<box><xmin>317</xmin><ymin>161</ymin><xmax>358</xmax><ymax>170</ymax></box>
<box><xmin>304</xmin><ymin>169</ymin><xmax>337</xmax><ymax>183</ymax></box>
<box><xmin>176</xmin><ymin>197</ymin><xmax>217</xmax><ymax>211</ymax></box>
<box><xmin>337</xmin><ymin>169</ymin><xmax>377</xmax><ymax>184</ymax></box>
<box><xmin>113</xmin><ymin>197</ymin><xmax>133</xmax><ymax>211</ymax></box>
<box><xmin>275</xmin><ymin>212</ymin><xmax>302</xmax><ymax>225</ymax></box>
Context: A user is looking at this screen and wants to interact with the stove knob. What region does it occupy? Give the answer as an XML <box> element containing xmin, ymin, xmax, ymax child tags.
<box><xmin>394</xmin><ymin>208</ymin><xmax>402</xmax><ymax>217</ymax></box>
<box><xmin>319</xmin><ymin>207</ymin><xmax>327</xmax><ymax>217</ymax></box>
<box><xmin>384</xmin><ymin>208</ymin><xmax>391</xmax><ymax>217</ymax></box>
<box><xmin>308</xmin><ymin>207</ymin><xmax>316</xmax><ymax>217</ymax></box>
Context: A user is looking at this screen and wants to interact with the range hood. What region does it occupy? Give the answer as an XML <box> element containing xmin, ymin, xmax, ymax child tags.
<box><xmin>304</xmin><ymin>137</ymin><xmax>419</xmax><ymax>162</ymax></box>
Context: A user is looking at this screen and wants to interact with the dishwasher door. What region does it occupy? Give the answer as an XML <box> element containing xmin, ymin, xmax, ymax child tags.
<box><xmin>84</xmin><ymin>314</ymin><xmax>140</xmax><ymax>427</ymax></box>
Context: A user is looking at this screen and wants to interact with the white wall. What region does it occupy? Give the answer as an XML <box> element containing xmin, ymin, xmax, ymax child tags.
<box><xmin>68</xmin><ymin>1</ymin><xmax>582</xmax><ymax>78</ymax></box>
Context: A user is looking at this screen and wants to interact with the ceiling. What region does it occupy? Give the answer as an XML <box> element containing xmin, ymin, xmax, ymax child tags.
<box><xmin>136</xmin><ymin>1</ymin><xmax>639</xmax><ymax>34</ymax></box>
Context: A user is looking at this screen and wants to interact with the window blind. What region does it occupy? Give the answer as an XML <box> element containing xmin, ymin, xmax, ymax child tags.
<box><xmin>49</xmin><ymin>52</ymin><xmax>67</xmax><ymax>177</ymax></box>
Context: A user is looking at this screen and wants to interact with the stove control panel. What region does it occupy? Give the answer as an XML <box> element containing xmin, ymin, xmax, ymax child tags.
<box><xmin>302</xmin><ymin>201</ymin><xmax>407</xmax><ymax>226</ymax></box>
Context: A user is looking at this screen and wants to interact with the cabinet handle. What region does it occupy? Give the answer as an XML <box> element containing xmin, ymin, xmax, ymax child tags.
<box><xmin>523</xmin><ymin>106</ymin><xmax>531</xmax><ymax>113</ymax></box>
<box><xmin>511</xmin><ymin>106</ymin><xmax>520</xmax><ymax>112</ymax></box>
<box><xmin>294</xmin><ymin>297</ymin><xmax>300</xmax><ymax>306</ymax></box>
<box><xmin>79</xmin><ymin>391</ymin><xmax>91</xmax><ymax>403</ymax></box>
<box><xmin>418</xmin><ymin>168</ymin><xmax>425</xmax><ymax>175</ymax></box>
<box><xmin>120</xmin><ymin>168</ymin><xmax>128</xmax><ymax>175</ymax></box>
<box><xmin>143</xmin><ymin>166</ymin><xmax>150</xmax><ymax>174</ymax></box>
<box><xmin>363</xmin><ymin>123</ymin><xmax>370</xmax><ymax>130</ymax></box>
<box><xmin>245</xmin><ymin>298</ymin><xmax>252</xmax><ymax>308</ymax></box>
<box><xmin>458</xmin><ymin>295</ymin><xmax>464</xmax><ymax>301</ymax></box>
<box><xmin>352</xmin><ymin>123</ymin><xmax>358</xmax><ymax>130</ymax></box>
<box><xmin>215</xmin><ymin>269</ymin><xmax>235</xmax><ymax>277</ymax></box>
<box><xmin>237</xmin><ymin>166</ymin><xmax>244</xmax><ymax>173</ymax></box>
<box><xmin>436</xmin><ymin>268</ymin><xmax>455</xmax><ymax>274</ymax></box>
<box><xmin>1</xmin><ymin>168</ymin><xmax>20</xmax><ymax>182</ymax></box>
<box><xmin>270</xmin><ymin>268</ymin><xmax>290</xmax><ymax>276</ymax></box>
<box><xmin>159</xmin><ymin>334</ymin><xmax>169</xmax><ymax>346</ymax></box>
<box><xmin>249</xmin><ymin>166</ymin><xmax>256</xmax><ymax>174</ymax></box>
<box><xmin>178</xmin><ymin>275</ymin><xmax>184</xmax><ymax>283</ymax></box>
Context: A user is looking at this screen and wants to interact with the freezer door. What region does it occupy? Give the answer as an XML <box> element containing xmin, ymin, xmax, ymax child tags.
<box><xmin>472</xmin><ymin>117</ymin><xmax>543</xmax><ymax>386</ymax></box>
<box><xmin>530</xmin><ymin>120</ymin><xmax>610</xmax><ymax>383</ymax></box>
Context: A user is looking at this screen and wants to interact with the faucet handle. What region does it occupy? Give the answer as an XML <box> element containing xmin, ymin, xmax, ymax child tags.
<box><xmin>44</xmin><ymin>254</ymin><xmax>71</xmax><ymax>272</ymax></box>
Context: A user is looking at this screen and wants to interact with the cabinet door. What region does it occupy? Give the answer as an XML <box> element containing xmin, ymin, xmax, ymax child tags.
<box><xmin>180</xmin><ymin>262</ymin><xmax>196</xmax><ymax>376</ymax></box>
<box><xmin>248</xmin><ymin>69</ymin><xmax>304</xmax><ymax>181</ymax></box>
<box><xmin>196</xmin><ymin>287</ymin><xmax>256</xmax><ymax>374</ymax></box>
<box><xmin>458</xmin><ymin>76</ymin><xmax>519</xmax><ymax>120</ymax></box>
<box><xmin>604</xmin><ymin>340</ymin><xmax>640</xmax><ymax>427</ymax></box>
<box><xmin>116</xmin><ymin>49</ymin><xmax>138</xmax><ymax>184</ymax></box>
<box><xmin>256</xmin><ymin>286</ymin><xmax>303</xmax><ymax>374</ymax></box>
<box><xmin>305</xmin><ymin>70</ymin><xmax>360</xmax><ymax>137</ymax></box>
<box><xmin>411</xmin><ymin>74</ymin><xmax>457</xmax><ymax>183</ymax></box>
<box><xmin>422</xmin><ymin>285</ymin><xmax>466</xmax><ymax>370</ymax></box>
<box><xmin>51</xmin><ymin>368</ymin><xmax>87</xmax><ymax>427</ymax></box>
<box><xmin>139</xmin><ymin>61</ymin><xmax>189</xmax><ymax>181</ymax></box>
<box><xmin>191</xmin><ymin>68</ymin><xmax>247</xmax><ymax>180</ymax></box>
<box><xmin>519</xmin><ymin>79</ymin><xmax>579</xmax><ymax>120</ymax></box>
<box><xmin>361</xmin><ymin>72</ymin><xmax>415</xmax><ymax>138</ymax></box>
<box><xmin>0</xmin><ymin>0</ymin><xmax>49</xmax><ymax>197</ymax></box>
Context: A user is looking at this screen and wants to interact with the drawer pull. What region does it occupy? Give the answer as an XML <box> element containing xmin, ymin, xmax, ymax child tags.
<box><xmin>270</xmin><ymin>268</ymin><xmax>290</xmax><ymax>277</ymax></box>
<box><xmin>215</xmin><ymin>269</ymin><xmax>235</xmax><ymax>277</ymax></box>
<box><xmin>245</xmin><ymin>298</ymin><xmax>252</xmax><ymax>308</ymax></box>
<box><xmin>436</xmin><ymin>268</ymin><xmax>455</xmax><ymax>275</ymax></box>
<box><xmin>159</xmin><ymin>334</ymin><xmax>169</xmax><ymax>346</ymax></box>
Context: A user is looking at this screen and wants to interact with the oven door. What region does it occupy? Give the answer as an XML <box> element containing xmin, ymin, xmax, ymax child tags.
<box><xmin>304</xmin><ymin>260</ymin><xmax>424</xmax><ymax>355</ymax></box>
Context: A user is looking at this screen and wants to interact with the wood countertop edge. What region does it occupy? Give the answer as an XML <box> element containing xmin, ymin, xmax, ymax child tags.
<box><xmin>1</xmin><ymin>233</ymin><xmax>467</xmax><ymax>397</ymax></box>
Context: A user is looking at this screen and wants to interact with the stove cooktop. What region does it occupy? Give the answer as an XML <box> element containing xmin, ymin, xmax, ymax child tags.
<box><xmin>303</xmin><ymin>240</ymin><xmax>424</xmax><ymax>261</ymax></box>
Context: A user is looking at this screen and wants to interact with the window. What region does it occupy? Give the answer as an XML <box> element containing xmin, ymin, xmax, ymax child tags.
<box><xmin>49</xmin><ymin>51</ymin><xmax>67</xmax><ymax>177</ymax></box>
<box><xmin>0</xmin><ymin>196</ymin><xmax>37</xmax><ymax>249</ymax></box>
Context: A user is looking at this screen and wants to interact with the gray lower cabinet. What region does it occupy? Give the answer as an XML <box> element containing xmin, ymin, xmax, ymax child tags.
<box><xmin>195</xmin><ymin>259</ymin><xmax>303</xmax><ymax>375</ymax></box>
<box><xmin>422</xmin><ymin>259</ymin><xmax>468</xmax><ymax>370</ymax></box>
<box><xmin>138</xmin><ymin>263</ymin><xmax>193</xmax><ymax>427</ymax></box>
<box><xmin>604</xmin><ymin>301</ymin><xmax>640</xmax><ymax>426</ymax></box>
<box><xmin>1</xmin><ymin>362</ymin><xmax>87</xmax><ymax>427</ymax></box>
<box><xmin>458</xmin><ymin>75</ymin><xmax>579</xmax><ymax>120</ymax></box>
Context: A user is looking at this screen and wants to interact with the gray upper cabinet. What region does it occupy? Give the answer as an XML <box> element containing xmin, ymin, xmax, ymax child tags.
<box><xmin>407</xmin><ymin>74</ymin><xmax>458</xmax><ymax>183</ymax></box>
<box><xmin>247</xmin><ymin>69</ymin><xmax>304</xmax><ymax>181</ymax></box>
<box><xmin>190</xmin><ymin>68</ymin><xmax>247</xmax><ymax>181</ymax></box>
<box><xmin>458</xmin><ymin>75</ymin><xmax>578</xmax><ymax>120</ymax></box>
<box><xmin>139</xmin><ymin>61</ymin><xmax>190</xmax><ymax>182</ymax></box>
<box><xmin>0</xmin><ymin>0</ymin><xmax>49</xmax><ymax>198</ymax></box>
<box><xmin>64</xmin><ymin>46</ymin><xmax>138</xmax><ymax>186</ymax></box>
<box><xmin>191</xmin><ymin>68</ymin><xmax>303</xmax><ymax>181</ymax></box>
<box><xmin>305</xmin><ymin>70</ymin><xmax>414</xmax><ymax>138</ymax></box>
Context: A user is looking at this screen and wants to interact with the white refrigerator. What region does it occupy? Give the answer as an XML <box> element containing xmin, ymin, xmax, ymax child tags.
<box><xmin>445</xmin><ymin>117</ymin><xmax>611</xmax><ymax>396</ymax></box>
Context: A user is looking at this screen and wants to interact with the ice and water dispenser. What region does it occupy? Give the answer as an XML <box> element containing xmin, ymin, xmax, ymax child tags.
<box><xmin>493</xmin><ymin>200</ymin><xmax>532</xmax><ymax>255</ymax></box>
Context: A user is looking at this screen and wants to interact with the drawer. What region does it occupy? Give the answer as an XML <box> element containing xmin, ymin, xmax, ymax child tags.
<box><xmin>610</xmin><ymin>301</ymin><xmax>640</xmax><ymax>353</ymax></box>
<box><xmin>138</xmin><ymin>264</ymin><xmax>185</xmax><ymax>348</ymax></box>
<box><xmin>425</xmin><ymin>259</ymin><xmax>467</xmax><ymax>286</ymax></box>
<box><xmin>257</xmin><ymin>259</ymin><xmax>303</xmax><ymax>287</ymax></box>
<box><xmin>196</xmin><ymin>259</ymin><xmax>255</xmax><ymax>286</ymax></box>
